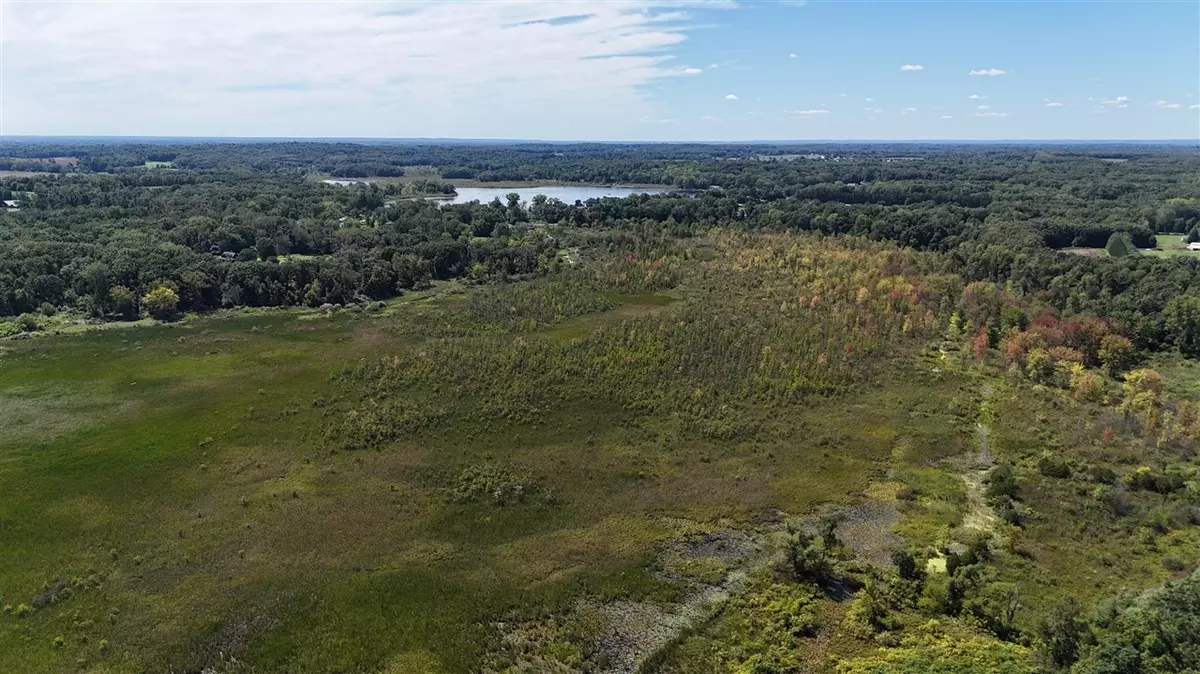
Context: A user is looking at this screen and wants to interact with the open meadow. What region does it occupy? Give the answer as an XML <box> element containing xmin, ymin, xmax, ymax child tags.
<box><xmin>3</xmin><ymin>230</ymin><xmax>1198</xmax><ymax>673</ymax></box>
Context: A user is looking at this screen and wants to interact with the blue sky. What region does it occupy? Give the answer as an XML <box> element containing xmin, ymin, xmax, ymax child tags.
<box><xmin>3</xmin><ymin>0</ymin><xmax>1197</xmax><ymax>140</ymax></box>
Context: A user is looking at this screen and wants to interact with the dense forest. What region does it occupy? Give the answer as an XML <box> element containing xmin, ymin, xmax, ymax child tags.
<box><xmin>2</xmin><ymin>141</ymin><xmax>1199</xmax><ymax>354</ymax></box>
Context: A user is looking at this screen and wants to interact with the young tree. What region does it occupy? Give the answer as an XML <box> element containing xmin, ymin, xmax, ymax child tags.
<box><xmin>786</xmin><ymin>531</ymin><xmax>836</xmax><ymax>587</ymax></box>
<box><xmin>1098</xmin><ymin>334</ymin><xmax>1135</xmax><ymax>375</ymax></box>
<box><xmin>110</xmin><ymin>285</ymin><xmax>138</xmax><ymax>320</ymax></box>
<box><xmin>142</xmin><ymin>284</ymin><xmax>179</xmax><ymax>320</ymax></box>
<box><xmin>1104</xmin><ymin>232</ymin><xmax>1134</xmax><ymax>258</ymax></box>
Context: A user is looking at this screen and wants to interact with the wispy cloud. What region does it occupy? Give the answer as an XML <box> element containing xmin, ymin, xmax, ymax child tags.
<box><xmin>969</xmin><ymin>68</ymin><xmax>1007</xmax><ymax>76</ymax></box>
<box><xmin>682</xmin><ymin>67</ymin><xmax>703</xmax><ymax>75</ymax></box>
<box><xmin>968</xmin><ymin>94</ymin><xmax>986</xmax><ymax>100</ymax></box>
<box><xmin>725</xmin><ymin>93</ymin><xmax>739</xmax><ymax>100</ymax></box>
<box><xmin>789</xmin><ymin>53</ymin><xmax>798</xmax><ymax>59</ymax></box>
<box><xmin>864</xmin><ymin>107</ymin><xmax>883</xmax><ymax>114</ymax></box>
<box><xmin>976</xmin><ymin>105</ymin><xmax>990</xmax><ymax>111</ymax></box>
<box><xmin>785</xmin><ymin>109</ymin><xmax>831</xmax><ymax>116</ymax></box>
<box><xmin>864</xmin><ymin>97</ymin><xmax>875</xmax><ymax>102</ymax></box>
<box><xmin>700</xmin><ymin>115</ymin><xmax>721</xmax><ymax>121</ymax></box>
<box><xmin>974</xmin><ymin>111</ymin><xmax>1009</xmax><ymax>117</ymax></box>
<box><xmin>1045</xmin><ymin>101</ymin><xmax>1064</xmax><ymax>107</ymax></box>
<box><xmin>899</xmin><ymin>64</ymin><xmax>924</xmax><ymax>71</ymax></box>
<box><xmin>902</xmin><ymin>107</ymin><xmax>917</xmax><ymax>114</ymax></box>
<box><xmin>941</xmin><ymin>115</ymin><xmax>953</xmax><ymax>119</ymax></box>
<box><xmin>708</xmin><ymin>63</ymin><xmax>719</xmax><ymax>69</ymax></box>
<box><xmin>1154</xmin><ymin>100</ymin><xmax>1181</xmax><ymax>109</ymax></box>
<box><xmin>1100</xmin><ymin>96</ymin><xmax>1130</xmax><ymax>108</ymax></box>
<box><xmin>1191</xmin><ymin>104</ymin><xmax>1200</xmax><ymax>110</ymax></box>
<box><xmin>1</xmin><ymin>0</ymin><xmax>726</xmax><ymax>137</ymax></box>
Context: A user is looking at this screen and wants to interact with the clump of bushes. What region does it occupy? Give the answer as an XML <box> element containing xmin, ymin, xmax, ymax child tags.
<box><xmin>448</xmin><ymin>464</ymin><xmax>550</xmax><ymax>506</ymax></box>
<box><xmin>1037</xmin><ymin>452</ymin><xmax>1071</xmax><ymax>479</ymax></box>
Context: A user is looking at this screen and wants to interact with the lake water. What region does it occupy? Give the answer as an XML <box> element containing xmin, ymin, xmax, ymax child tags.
<box><xmin>442</xmin><ymin>185</ymin><xmax>673</xmax><ymax>205</ymax></box>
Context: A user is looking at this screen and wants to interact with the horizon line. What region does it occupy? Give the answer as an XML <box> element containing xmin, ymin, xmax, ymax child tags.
<box><xmin>1</xmin><ymin>135</ymin><xmax>1197</xmax><ymax>146</ymax></box>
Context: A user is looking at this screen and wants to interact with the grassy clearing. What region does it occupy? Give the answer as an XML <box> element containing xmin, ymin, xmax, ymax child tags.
<box><xmin>1145</xmin><ymin>232</ymin><xmax>1199</xmax><ymax>257</ymax></box>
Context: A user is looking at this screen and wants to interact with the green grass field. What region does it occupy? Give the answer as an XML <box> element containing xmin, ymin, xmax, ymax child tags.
<box><xmin>1145</xmin><ymin>232</ymin><xmax>1200</xmax><ymax>257</ymax></box>
<box><xmin>2</xmin><ymin>233</ymin><xmax>1196</xmax><ymax>673</ymax></box>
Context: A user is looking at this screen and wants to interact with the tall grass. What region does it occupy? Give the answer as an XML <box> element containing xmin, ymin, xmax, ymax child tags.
<box><xmin>330</xmin><ymin>232</ymin><xmax>949</xmax><ymax>448</ymax></box>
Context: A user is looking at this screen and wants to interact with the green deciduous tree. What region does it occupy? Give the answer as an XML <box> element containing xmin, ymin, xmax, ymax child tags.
<box><xmin>142</xmin><ymin>283</ymin><xmax>179</xmax><ymax>320</ymax></box>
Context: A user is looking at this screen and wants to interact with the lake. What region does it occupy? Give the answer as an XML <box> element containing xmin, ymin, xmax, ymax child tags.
<box><xmin>441</xmin><ymin>185</ymin><xmax>675</xmax><ymax>205</ymax></box>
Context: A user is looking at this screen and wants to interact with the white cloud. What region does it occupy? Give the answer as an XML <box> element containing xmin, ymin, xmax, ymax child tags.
<box><xmin>976</xmin><ymin>105</ymin><xmax>990</xmax><ymax>110</ymax></box>
<box><xmin>725</xmin><ymin>93</ymin><xmax>739</xmax><ymax>100</ymax></box>
<box><xmin>789</xmin><ymin>53</ymin><xmax>798</xmax><ymax>59</ymax></box>
<box><xmin>899</xmin><ymin>64</ymin><xmax>924</xmax><ymax>71</ymax></box>
<box><xmin>708</xmin><ymin>63</ymin><xmax>719</xmax><ymax>69</ymax></box>
<box><xmin>968</xmin><ymin>94</ymin><xmax>986</xmax><ymax>100</ymax></box>
<box><xmin>1</xmin><ymin>0</ymin><xmax>728</xmax><ymax>137</ymax></box>
<box><xmin>1191</xmin><ymin>104</ymin><xmax>1200</xmax><ymax>110</ymax></box>
<box><xmin>864</xmin><ymin>107</ymin><xmax>883</xmax><ymax>114</ymax></box>
<box><xmin>1100</xmin><ymin>96</ymin><xmax>1130</xmax><ymax>108</ymax></box>
<box><xmin>1045</xmin><ymin>101</ymin><xmax>1064</xmax><ymax>107</ymax></box>
<box><xmin>1154</xmin><ymin>100</ymin><xmax>1181</xmax><ymax>109</ymax></box>
<box><xmin>682</xmin><ymin>67</ymin><xmax>703</xmax><ymax>75</ymax></box>
<box><xmin>865</xmin><ymin>97</ymin><xmax>875</xmax><ymax>102</ymax></box>
<box><xmin>941</xmin><ymin>115</ymin><xmax>953</xmax><ymax>119</ymax></box>
<box><xmin>785</xmin><ymin>109</ymin><xmax>831</xmax><ymax>116</ymax></box>
<box><xmin>969</xmin><ymin>68</ymin><xmax>1007</xmax><ymax>76</ymax></box>
<box><xmin>902</xmin><ymin>107</ymin><xmax>917</xmax><ymax>114</ymax></box>
<box><xmin>974</xmin><ymin>111</ymin><xmax>1009</xmax><ymax>117</ymax></box>
<box><xmin>700</xmin><ymin>115</ymin><xmax>721</xmax><ymax>121</ymax></box>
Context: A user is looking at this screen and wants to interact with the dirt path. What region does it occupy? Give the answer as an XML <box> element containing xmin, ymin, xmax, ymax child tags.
<box><xmin>956</xmin><ymin>384</ymin><xmax>1000</xmax><ymax>542</ymax></box>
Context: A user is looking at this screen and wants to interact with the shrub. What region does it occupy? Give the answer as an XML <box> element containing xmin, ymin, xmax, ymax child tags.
<box><xmin>1068</xmin><ymin>365</ymin><xmax>1104</xmax><ymax>402</ymax></box>
<box><xmin>786</xmin><ymin>531</ymin><xmax>837</xmax><ymax>588</ymax></box>
<box><xmin>1088</xmin><ymin>464</ymin><xmax>1116</xmax><ymax>484</ymax></box>
<box><xmin>16</xmin><ymin>313</ymin><xmax>39</xmax><ymax>332</ymax></box>
<box><xmin>1093</xmin><ymin>484</ymin><xmax>1132</xmax><ymax>517</ymax></box>
<box><xmin>985</xmin><ymin>464</ymin><xmax>1019</xmax><ymax>501</ymax></box>
<box><xmin>963</xmin><ymin>581</ymin><xmax>1023</xmax><ymax>641</ymax></box>
<box><xmin>448</xmin><ymin>464</ymin><xmax>546</xmax><ymax>506</ymax></box>
<box><xmin>1125</xmin><ymin>466</ymin><xmax>1185</xmax><ymax>494</ymax></box>
<box><xmin>1037</xmin><ymin>453</ymin><xmax>1071</xmax><ymax>479</ymax></box>
<box><xmin>892</xmin><ymin>550</ymin><xmax>922</xmax><ymax>582</ymax></box>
